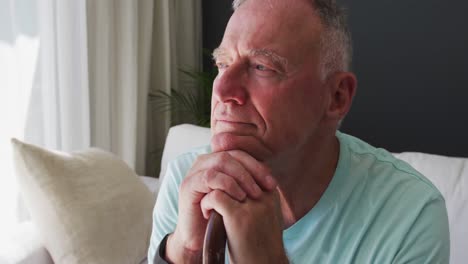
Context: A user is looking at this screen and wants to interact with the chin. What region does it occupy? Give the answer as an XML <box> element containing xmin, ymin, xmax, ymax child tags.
<box><xmin>211</xmin><ymin>132</ymin><xmax>241</xmax><ymax>152</ymax></box>
<box><xmin>210</xmin><ymin>132</ymin><xmax>273</xmax><ymax>162</ymax></box>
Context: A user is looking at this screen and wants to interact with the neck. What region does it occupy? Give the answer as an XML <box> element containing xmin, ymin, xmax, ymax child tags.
<box><xmin>270</xmin><ymin>131</ymin><xmax>340</xmax><ymax>229</ymax></box>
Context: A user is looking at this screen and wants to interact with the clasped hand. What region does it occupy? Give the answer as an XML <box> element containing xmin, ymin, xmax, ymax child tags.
<box><xmin>166</xmin><ymin>150</ymin><xmax>288</xmax><ymax>264</ymax></box>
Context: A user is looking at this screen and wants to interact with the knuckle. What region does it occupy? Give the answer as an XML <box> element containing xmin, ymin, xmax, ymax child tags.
<box><xmin>263</xmin><ymin>166</ymin><xmax>272</xmax><ymax>175</ymax></box>
<box><xmin>217</xmin><ymin>152</ymin><xmax>231</xmax><ymax>163</ymax></box>
<box><xmin>224</xmin><ymin>177</ymin><xmax>237</xmax><ymax>190</ymax></box>
<box><xmin>194</xmin><ymin>154</ymin><xmax>206</xmax><ymax>164</ymax></box>
<box><xmin>239</xmin><ymin>172</ymin><xmax>253</xmax><ymax>187</ymax></box>
<box><xmin>256</xmin><ymin>164</ymin><xmax>272</xmax><ymax>181</ymax></box>
<box><xmin>255</xmin><ymin>162</ymin><xmax>268</xmax><ymax>174</ymax></box>
<box><xmin>227</xmin><ymin>149</ymin><xmax>244</xmax><ymax>157</ymax></box>
<box><xmin>204</xmin><ymin>168</ymin><xmax>217</xmax><ymax>184</ymax></box>
<box><xmin>230</xmin><ymin>169</ymin><xmax>244</xmax><ymax>182</ymax></box>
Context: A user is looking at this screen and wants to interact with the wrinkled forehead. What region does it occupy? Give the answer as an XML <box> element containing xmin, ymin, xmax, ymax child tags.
<box><xmin>220</xmin><ymin>0</ymin><xmax>322</xmax><ymax>63</ymax></box>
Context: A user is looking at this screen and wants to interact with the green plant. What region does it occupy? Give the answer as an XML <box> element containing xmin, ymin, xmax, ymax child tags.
<box><xmin>149</xmin><ymin>67</ymin><xmax>216</xmax><ymax>127</ymax></box>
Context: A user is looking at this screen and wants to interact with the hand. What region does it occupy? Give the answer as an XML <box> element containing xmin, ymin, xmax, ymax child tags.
<box><xmin>165</xmin><ymin>150</ymin><xmax>277</xmax><ymax>263</ymax></box>
<box><xmin>200</xmin><ymin>188</ymin><xmax>288</xmax><ymax>264</ymax></box>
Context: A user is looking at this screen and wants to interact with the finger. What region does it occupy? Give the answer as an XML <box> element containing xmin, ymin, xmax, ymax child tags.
<box><xmin>200</xmin><ymin>190</ymin><xmax>239</xmax><ymax>220</ymax></box>
<box><xmin>227</xmin><ymin>150</ymin><xmax>277</xmax><ymax>191</ymax></box>
<box><xmin>185</xmin><ymin>169</ymin><xmax>247</xmax><ymax>202</ymax></box>
<box><xmin>203</xmin><ymin>170</ymin><xmax>247</xmax><ymax>202</ymax></box>
<box><xmin>190</xmin><ymin>152</ymin><xmax>262</xmax><ymax>198</ymax></box>
<box><xmin>209</xmin><ymin>152</ymin><xmax>263</xmax><ymax>198</ymax></box>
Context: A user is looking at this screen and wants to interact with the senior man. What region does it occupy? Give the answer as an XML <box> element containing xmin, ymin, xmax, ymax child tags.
<box><xmin>148</xmin><ymin>0</ymin><xmax>450</xmax><ymax>263</ymax></box>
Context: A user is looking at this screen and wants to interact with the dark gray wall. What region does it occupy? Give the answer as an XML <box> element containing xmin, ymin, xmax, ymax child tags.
<box><xmin>202</xmin><ymin>0</ymin><xmax>468</xmax><ymax>157</ymax></box>
<box><xmin>202</xmin><ymin>0</ymin><xmax>232</xmax><ymax>69</ymax></box>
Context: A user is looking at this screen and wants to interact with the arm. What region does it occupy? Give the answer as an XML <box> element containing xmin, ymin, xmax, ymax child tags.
<box><xmin>147</xmin><ymin>160</ymin><xmax>182</xmax><ymax>264</ymax></box>
<box><xmin>392</xmin><ymin>196</ymin><xmax>450</xmax><ymax>264</ymax></box>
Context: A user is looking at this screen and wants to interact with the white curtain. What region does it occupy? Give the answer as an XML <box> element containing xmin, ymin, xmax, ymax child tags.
<box><xmin>24</xmin><ymin>0</ymin><xmax>154</xmax><ymax>172</ymax></box>
<box><xmin>0</xmin><ymin>0</ymin><xmax>156</xmax><ymax>236</ymax></box>
<box><xmin>0</xmin><ymin>0</ymin><xmax>41</xmax><ymax>237</ymax></box>
<box><xmin>0</xmin><ymin>0</ymin><xmax>202</xmax><ymax>239</ymax></box>
<box><xmin>27</xmin><ymin>0</ymin><xmax>91</xmax><ymax>151</ymax></box>
<box><xmin>147</xmin><ymin>0</ymin><xmax>203</xmax><ymax>175</ymax></box>
<box><xmin>86</xmin><ymin>0</ymin><xmax>154</xmax><ymax>175</ymax></box>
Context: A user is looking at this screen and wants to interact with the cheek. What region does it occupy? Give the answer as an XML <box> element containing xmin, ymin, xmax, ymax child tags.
<box><xmin>210</xmin><ymin>77</ymin><xmax>220</xmax><ymax>127</ymax></box>
<box><xmin>256</xmin><ymin>83</ymin><xmax>325</xmax><ymax>146</ymax></box>
<box><xmin>265</xmin><ymin>84</ymin><xmax>320</xmax><ymax>121</ymax></box>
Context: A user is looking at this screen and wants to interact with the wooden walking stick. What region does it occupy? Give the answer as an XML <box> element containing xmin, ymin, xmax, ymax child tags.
<box><xmin>202</xmin><ymin>211</ymin><xmax>227</xmax><ymax>264</ymax></box>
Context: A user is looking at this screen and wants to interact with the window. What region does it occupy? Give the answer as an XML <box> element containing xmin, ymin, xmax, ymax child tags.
<box><xmin>0</xmin><ymin>0</ymin><xmax>40</xmax><ymax>235</ymax></box>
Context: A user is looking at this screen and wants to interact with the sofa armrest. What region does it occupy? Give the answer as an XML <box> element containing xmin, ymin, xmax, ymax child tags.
<box><xmin>139</xmin><ymin>176</ymin><xmax>160</xmax><ymax>198</ymax></box>
<box><xmin>159</xmin><ymin>124</ymin><xmax>211</xmax><ymax>181</ymax></box>
<box><xmin>0</xmin><ymin>222</ymin><xmax>53</xmax><ymax>264</ymax></box>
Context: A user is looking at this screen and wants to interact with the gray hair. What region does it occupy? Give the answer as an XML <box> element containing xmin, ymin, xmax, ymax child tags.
<box><xmin>232</xmin><ymin>0</ymin><xmax>352</xmax><ymax>80</ymax></box>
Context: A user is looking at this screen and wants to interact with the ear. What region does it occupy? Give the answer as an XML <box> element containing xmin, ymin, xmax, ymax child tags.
<box><xmin>325</xmin><ymin>72</ymin><xmax>357</xmax><ymax>122</ymax></box>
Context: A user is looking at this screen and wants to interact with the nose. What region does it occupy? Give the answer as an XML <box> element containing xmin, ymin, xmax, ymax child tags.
<box><xmin>213</xmin><ymin>62</ymin><xmax>248</xmax><ymax>105</ymax></box>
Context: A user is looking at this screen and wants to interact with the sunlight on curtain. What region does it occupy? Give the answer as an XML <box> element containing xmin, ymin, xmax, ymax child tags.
<box><xmin>0</xmin><ymin>0</ymin><xmax>155</xmax><ymax>241</ymax></box>
<box><xmin>0</xmin><ymin>0</ymin><xmax>39</xmax><ymax>236</ymax></box>
<box><xmin>0</xmin><ymin>0</ymin><xmax>92</xmax><ymax>239</ymax></box>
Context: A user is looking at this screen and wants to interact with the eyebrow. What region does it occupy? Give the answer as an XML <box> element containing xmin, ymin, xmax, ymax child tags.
<box><xmin>212</xmin><ymin>47</ymin><xmax>228</xmax><ymax>63</ymax></box>
<box><xmin>249</xmin><ymin>49</ymin><xmax>288</xmax><ymax>70</ymax></box>
<box><xmin>212</xmin><ymin>47</ymin><xmax>289</xmax><ymax>70</ymax></box>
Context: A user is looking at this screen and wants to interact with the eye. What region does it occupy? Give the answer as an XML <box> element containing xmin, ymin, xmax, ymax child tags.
<box><xmin>255</xmin><ymin>64</ymin><xmax>268</xmax><ymax>71</ymax></box>
<box><xmin>215</xmin><ymin>62</ymin><xmax>229</xmax><ymax>70</ymax></box>
<box><xmin>251</xmin><ymin>63</ymin><xmax>277</xmax><ymax>77</ymax></box>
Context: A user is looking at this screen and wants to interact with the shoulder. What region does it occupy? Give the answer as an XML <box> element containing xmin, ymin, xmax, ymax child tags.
<box><xmin>335</xmin><ymin>132</ymin><xmax>449</xmax><ymax>262</ymax></box>
<box><xmin>337</xmin><ymin>131</ymin><xmax>444</xmax><ymax>201</ymax></box>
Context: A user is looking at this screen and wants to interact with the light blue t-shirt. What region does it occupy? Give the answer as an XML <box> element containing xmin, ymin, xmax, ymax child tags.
<box><xmin>148</xmin><ymin>131</ymin><xmax>450</xmax><ymax>263</ymax></box>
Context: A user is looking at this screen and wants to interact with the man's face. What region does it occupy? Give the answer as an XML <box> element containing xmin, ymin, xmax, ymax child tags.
<box><xmin>211</xmin><ymin>0</ymin><xmax>330</xmax><ymax>162</ymax></box>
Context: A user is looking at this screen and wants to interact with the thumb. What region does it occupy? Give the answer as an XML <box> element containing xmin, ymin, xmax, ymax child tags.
<box><xmin>200</xmin><ymin>190</ymin><xmax>239</xmax><ymax>219</ymax></box>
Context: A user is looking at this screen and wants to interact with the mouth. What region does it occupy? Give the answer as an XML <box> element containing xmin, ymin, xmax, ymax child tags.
<box><xmin>217</xmin><ymin>120</ymin><xmax>252</xmax><ymax>125</ymax></box>
<box><xmin>214</xmin><ymin>120</ymin><xmax>257</xmax><ymax>134</ymax></box>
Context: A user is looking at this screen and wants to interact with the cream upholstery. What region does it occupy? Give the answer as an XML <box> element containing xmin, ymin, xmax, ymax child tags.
<box><xmin>9</xmin><ymin>139</ymin><xmax>155</xmax><ymax>264</ymax></box>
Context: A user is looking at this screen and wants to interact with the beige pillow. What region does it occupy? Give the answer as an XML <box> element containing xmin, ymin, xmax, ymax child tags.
<box><xmin>11</xmin><ymin>139</ymin><xmax>155</xmax><ymax>264</ymax></box>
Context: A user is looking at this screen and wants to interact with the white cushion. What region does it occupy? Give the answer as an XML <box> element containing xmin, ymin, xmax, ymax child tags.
<box><xmin>394</xmin><ymin>152</ymin><xmax>468</xmax><ymax>264</ymax></box>
<box><xmin>159</xmin><ymin>124</ymin><xmax>211</xmax><ymax>181</ymax></box>
<box><xmin>11</xmin><ymin>139</ymin><xmax>155</xmax><ymax>264</ymax></box>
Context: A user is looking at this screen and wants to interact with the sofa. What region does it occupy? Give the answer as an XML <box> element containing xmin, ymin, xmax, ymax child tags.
<box><xmin>1</xmin><ymin>124</ymin><xmax>467</xmax><ymax>264</ymax></box>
